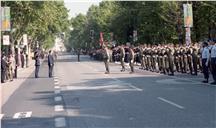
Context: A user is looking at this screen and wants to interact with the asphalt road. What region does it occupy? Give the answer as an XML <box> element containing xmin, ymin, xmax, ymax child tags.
<box><xmin>2</xmin><ymin>53</ymin><xmax>216</xmax><ymax>128</ymax></box>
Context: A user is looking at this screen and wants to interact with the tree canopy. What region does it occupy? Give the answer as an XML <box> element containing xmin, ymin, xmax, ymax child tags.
<box><xmin>68</xmin><ymin>1</ymin><xmax>215</xmax><ymax>51</ymax></box>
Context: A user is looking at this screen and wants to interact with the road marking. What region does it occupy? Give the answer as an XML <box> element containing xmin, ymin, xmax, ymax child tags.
<box><xmin>13</xmin><ymin>111</ymin><xmax>32</xmax><ymax>119</ymax></box>
<box><xmin>158</xmin><ymin>97</ymin><xmax>185</xmax><ymax>109</ymax></box>
<box><xmin>54</xmin><ymin>90</ymin><xmax>61</xmax><ymax>94</ymax></box>
<box><xmin>55</xmin><ymin>86</ymin><xmax>60</xmax><ymax>89</ymax></box>
<box><xmin>54</xmin><ymin>79</ymin><xmax>59</xmax><ymax>82</ymax></box>
<box><xmin>54</xmin><ymin>82</ymin><xmax>59</xmax><ymax>85</ymax></box>
<box><xmin>111</xmin><ymin>78</ymin><xmax>143</xmax><ymax>91</ymax></box>
<box><xmin>128</xmin><ymin>85</ymin><xmax>143</xmax><ymax>91</ymax></box>
<box><xmin>55</xmin><ymin>96</ymin><xmax>62</xmax><ymax>102</ymax></box>
<box><xmin>0</xmin><ymin>114</ymin><xmax>4</xmax><ymax>119</ymax></box>
<box><xmin>55</xmin><ymin>105</ymin><xmax>64</xmax><ymax>112</ymax></box>
<box><xmin>55</xmin><ymin>117</ymin><xmax>66</xmax><ymax>127</ymax></box>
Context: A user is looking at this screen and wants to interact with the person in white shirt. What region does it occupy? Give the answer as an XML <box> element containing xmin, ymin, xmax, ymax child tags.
<box><xmin>210</xmin><ymin>40</ymin><xmax>216</xmax><ymax>85</ymax></box>
<box><xmin>201</xmin><ymin>42</ymin><xmax>210</xmax><ymax>83</ymax></box>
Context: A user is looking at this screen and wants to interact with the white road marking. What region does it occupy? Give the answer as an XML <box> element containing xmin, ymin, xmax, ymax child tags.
<box><xmin>55</xmin><ymin>86</ymin><xmax>60</xmax><ymax>89</ymax></box>
<box><xmin>55</xmin><ymin>105</ymin><xmax>64</xmax><ymax>112</ymax></box>
<box><xmin>55</xmin><ymin>117</ymin><xmax>66</xmax><ymax>127</ymax></box>
<box><xmin>158</xmin><ymin>97</ymin><xmax>185</xmax><ymax>109</ymax></box>
<box><xmin>54</xmin><ymin>90</ymin><xmax>61</xmax><ymax>94</ymax></box>
<box><xmin>54</xmin><ymin>79</ymin><xmax>58</xmax><ymax>82</ymax></box>
<box><xmin>128</xmin><ymin>85</ymin><xmax>143</xmax><ymax>91</ymax></box>
<box><xmin>0</xmin><ymin>114</ymin><xmax>4</xmax><ymax>119</ymax></box>
<box><xmin>54</xmin><ymin>96</ymin><xmax>62</xmax><ymax>102</ymax></box>
<box><xmin>13</xmin><ymin>111</ymin><xmax>32</xmax><ymax>119</ymax></box>
<box><xmin>54</xmin><ymin>82</ymin><xmax>59</xmax><ymax>85</ymax></box>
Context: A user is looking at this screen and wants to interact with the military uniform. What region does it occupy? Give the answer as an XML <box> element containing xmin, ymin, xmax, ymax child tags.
<box><xmin>167</xmin><ymin>46</ymin><xmax>174</xmax><ymax>75</ymax></box>
<box><xmin>139</xmin><ymin>46</ymin><xmax>145</xmax><ymax>70</ymax></box>
<box><xmin>103</xmin><ymin>47</ymin><xmax>110</xmax><ymax>74</ymax></box>
<box><xmin>192</xmin><ymin>46</ymin><xmax>199</xmax><ymax>75</ymax></box>
<box><xmin>129</xmin><ymin>47</ymin><xmax>135</xmax><ymax>73</ymax></box>
<box><xmin>119</xmin><ymin>46</ymin><xmax>125</xmax><ymax>72</ymax></box>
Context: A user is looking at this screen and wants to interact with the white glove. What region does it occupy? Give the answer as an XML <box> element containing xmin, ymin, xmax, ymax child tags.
<box><xmin>131</xmin><ymin>60</ymin><xmax>134</xmax><ymax>63</ymax></box>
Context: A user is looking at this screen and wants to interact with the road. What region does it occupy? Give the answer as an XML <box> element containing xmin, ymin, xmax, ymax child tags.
<box><xmin>1</xmin><ymin>53</ymin><xmax>216</xmax><ymax>128</ymax></box>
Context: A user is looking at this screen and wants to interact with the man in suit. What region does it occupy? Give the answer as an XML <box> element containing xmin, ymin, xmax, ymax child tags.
<box><xmin>48</xmin><ymin>50</ymin><xmax>54</xmax><ymax>78</ymax></box>
<box><xmin>34</xmin><ymin>51</ymin><xmax>40</xmax><ymax>78</ymax></box>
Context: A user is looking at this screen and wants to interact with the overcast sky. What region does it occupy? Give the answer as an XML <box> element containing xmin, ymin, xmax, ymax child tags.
<box><xmin>64</xmin><ymin>0</ymin><xmax>102</xmax><ymax>18</ymax></box>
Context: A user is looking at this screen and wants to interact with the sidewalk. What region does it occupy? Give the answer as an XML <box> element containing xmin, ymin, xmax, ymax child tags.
<box><xmin>0</xmin><ymin>59</ymin><xmax>36</xmax><ymax>110</ymax></box>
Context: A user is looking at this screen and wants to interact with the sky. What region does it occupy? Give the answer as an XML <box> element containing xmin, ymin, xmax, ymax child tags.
<box><xmin>64</xmin><ymin>0</ymin><xmax>102</xmax><ymax>18</ymax></box>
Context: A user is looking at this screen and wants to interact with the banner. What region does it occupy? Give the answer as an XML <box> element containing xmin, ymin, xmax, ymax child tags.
<box><xmin>1</xmin><ymin>7</ymin><xmax>11</xmax><ymax>31</ymax></box>
<box><xmin>183</xmin><ymin>4</ymin><xmax>193</xmax><ymax>28</ymax></box>
<box><xmin>100</xmin><ymin>32</ymin><xmax>104</xmax><ymax>46</ymax></box>
<box><xmin>133</xmin><ymin>30</ymin><xmax>138</xmax><ymax>42</ymax></box>
<box><xmin>23</xmin><ymin>34</ymin><xmax>28</xmax><ymax>45</ymax></box>
<box><xmin>3</xmin><ymin>35</ymin><xmax>10</xmax><ymax>45</ymax></box>
<box><xmin>185</xmin><ymin>27</ymin><xmax>191</xmax><ymax>46</ymax></box>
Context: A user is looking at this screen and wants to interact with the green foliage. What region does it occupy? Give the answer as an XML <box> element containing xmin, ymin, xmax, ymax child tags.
<box><xmin>1</xmin><ymin>1</ymin><xmax>69</xmax><ymax>49</ymax></box>
<box><xmin>67</xmin><ymin>1</ymin><xmax>216</xmax><ymax>50</ymax></box>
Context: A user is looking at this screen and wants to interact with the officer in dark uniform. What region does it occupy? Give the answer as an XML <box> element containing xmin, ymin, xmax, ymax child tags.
<box><xmin>1</xmin><ymin>54</ymin><xmax>7</xmax><ymax>83</ymax></box>
<box><xmin>192</xmin><ymin>44</ymin><xmax>199</xmax><ymax>75</ymax></box>
<box><xmin>48</xmin><ymin>50</ymin><xmax>54</xmax><ymax>78</ymax></box>
<box><xmin>129</xmin><ymin>45</ymin><xmax>135</xmax><ymax>74</ymax></box>
<box><xmin>201</xmin><ymin>42</ymin><xmax>210</xmax><ymax>83</ymax></box>
<box><xmin>34</xmin><ymin>51</ymin><xmax>40</xmax><ymax>78</ymax></box>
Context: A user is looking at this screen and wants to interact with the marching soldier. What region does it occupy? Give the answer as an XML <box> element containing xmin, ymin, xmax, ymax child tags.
<box><xmin>119</xmin><ymin>45</ymin><xmax>126</xmax><ymax>72</ymax></box>
<box><xmin>129</xmin><ymin>45</ymin><xmax>135</xmax><ymax>74</ymax></box>
<box><xmin>102</xmin><ymin>45</ymin><xmax>110</xmax><ymax>74</ymax></box>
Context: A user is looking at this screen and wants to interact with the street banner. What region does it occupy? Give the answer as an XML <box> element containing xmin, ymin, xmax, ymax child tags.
<box><xmin>23</xmin><ymin>34</ymin><xmax>28</xmax><ymax>45</ymax></box>
<box><xmin>3</xmin><ymin>35</ymin><xmax>10</xmax><ymax>45</ymax></box>
<box><xmin>185</xmin><ymin>27</ymin><xmax>191</xmax><ymax>46</ymax></box>
<box><xmin>100</xmin><ymin>32</ymin><xmax>104</xmax><ymax>46</ymax></box>
<box><xmin>1</xmin><ymin>7</ymin><xmax>11</xmax><ymax>31</ymax></box>
<box><xmin>183</xmin><ymin>4</ymin><xmax>193</xmax><ymax>27</ymax></box>
<box><xmin>133</xmin><ymin>30</ymin><xmax>138</xmax><ymax>42</ymax></box>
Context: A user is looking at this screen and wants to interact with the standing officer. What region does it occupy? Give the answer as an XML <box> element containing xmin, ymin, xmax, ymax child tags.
<box><xmin>192</xmin><ymin>43</ymin><xmax>199</xmax><ymax>75</ymax></box>
<box><xmin>119</xmin><ymin>45</ymin><xmax>126</xmax><ymax>72</ymax></box>
<box><xmin>1</xmin><ymin>54</ymin><xmax>7</xmax><ymax>83</ymax></box>
<box><xmin>102</xmin><ymin>46</ymin><xmax>110</xmax><ymax>74</ymax></box>
<box><xmin>139</xmin><ymin>45</ymin><xmax>145</xmax><ymax>70</ymax></box>
<box><xmin>34</xmin><ymin>51</ymin><xmax>40</xmax><ymax>78</ymax></box>
<box><xmin>129</xmin><ymin>45</ymin><xmax>135</xmax><ymax>74</ymax></box>
<box><xmin>210</xmin><ymin>41</ymin><xmax>216</xmax><ymax>85</ymax></box>
<box><xmin>48</xmin><ymin>50</ymin><xmax>54</xmax><ymax>78</ymax></box>
<box><xmin>201</xmin><ymin>42</ymin><xmax>210</xmax><ymax>83</ymax></box>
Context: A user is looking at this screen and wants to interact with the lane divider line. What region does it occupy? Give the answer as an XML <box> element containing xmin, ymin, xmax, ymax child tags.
<box><xmin>158</xmin><ymin>97</ymin><xmax>185</xmax><ymax>109</ymax></box>
<box><xmin>13</xmin><ymin>111</ymin><xmax>32</xmax><ymax>119</ymax></box>
<box><xmin>54</xmin><ymin>90</ymin><xmax>61</xmax><ymax>94</ymax></box>
<box><xmin>55</xmin><ymin>117</ymin><xmax>66</xmax><ymax>128</ymax></box>
<box><xmin>55</xmin><ymin>105</ymin><xmax>64</xmax><ymax>112</ymax></box>
<box><xmin>54</xmin><ymin>96</ymin><xmax>62</xmax><ymax>102</ymax></box>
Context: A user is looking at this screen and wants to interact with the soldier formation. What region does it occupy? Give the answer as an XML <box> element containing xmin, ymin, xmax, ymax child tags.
<box><xmin>99</xmin><ymin>40</ymin><xmax>216</xmax><ymax>85</ymax></box>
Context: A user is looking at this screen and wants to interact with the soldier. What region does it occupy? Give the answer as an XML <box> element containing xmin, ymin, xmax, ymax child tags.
<box><xmin>209</xmin><ymin>40</ymin><xmax>216</xmax><ymax>85</ymax></box>
<box><xmin>34</xmin><ymin>51</ymin><xmax>41</xmax><ymax>78</ymax></box>
<box><xmin>161</xmin><ymin>45</ymin><xmax>167</xmax><ymax>74</ymax></box>
<box><xmin>143</xmin><ymin>44</ymin><xmax>148</xmax><ymax>70</ymax></box>
<box><xmin>192</xmin><ymin>43</ymin><xmax>199</xmax><ymax>75</ymax></box>
<box><xmin>151</xmin><ymin>45</ymin><xmax>157</xmax><ymax>72</ymax></box>
<box><xmin>102</xmin><ymin>46</ymin><xmax>110</xmax><ymax>74</ymax></box>
<box><xmin>119</xmin><ymin>45</ymin><xmax>126</xmax><ymax>72</ymax></box>
<box><xmin>174</xmin><ymin>44</ymin><xmax>180</xmax><ymax>72</ymax></box>
<box><xmin>167</xmin><ymin>44</ymin><xmax>174</xmax><ymax>76</ymax></box>
<box><xmin>158</xmin><ymin>45</ymin><xmax>163</xmax><ymax>73</ymax></box>
<box><xmin>129</xmin><ymin>45</ymin><xmax>135</xmax><ymax>74</ymax></box>
<box><xmin>197</xmin><ymin>43</ymin><xmax>203</xmax><ymax>73</ymax></box>
<box><xmin>1</xmin><ymin>54</ymin><xmax>7</xmax><ymax>83</ymax></box>
<box><xmin>183</xmin><ymin>46</ymin><xmax>188</xmax><ymax>73</ymax></box>
<box><xmin>139</xmin><ymin>45</ymin><xmax>145</xmax><ymax>70</ymax></box>
<box><xmin>201</xmin><ymin>42</ymin><xmax>210</xmax><ymax>83</ymax></box>
<box><xmin>186</xmin><ymin>45</ymin><xmax>193</xmax><ymax>75</ymax></box>
<box><xmin>146</xmin><ymin>45</ymin><xmax>152</xmax><ymax>71</ymax></box>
